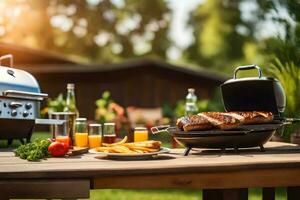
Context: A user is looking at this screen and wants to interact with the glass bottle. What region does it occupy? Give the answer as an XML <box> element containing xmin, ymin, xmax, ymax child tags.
<box><xmin>185</xmin><ymin>88</ymin><xmax>198</xmax><ymax>116</ymax></box>
<box><xmin>64</xmin><ymin>83</ymin><xmax>79</xmax><ymax>117</ymax></box>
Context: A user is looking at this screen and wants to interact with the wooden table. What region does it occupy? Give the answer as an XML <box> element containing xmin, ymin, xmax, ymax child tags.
<box><xmin>1</xmin><ymin>142</ymin><xmax>300</xmax><ymax>200</ymax></box>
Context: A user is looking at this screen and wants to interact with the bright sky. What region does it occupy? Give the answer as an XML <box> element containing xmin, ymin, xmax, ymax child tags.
<box><xmin>166</xmin><ymin>0</ymin><xmax>203</xmax><ymax>59</ymax></box>
<box><xmin>166</xmin><ymin>0</ymin><xmax>203</xmax><ymax>49</ymax></box>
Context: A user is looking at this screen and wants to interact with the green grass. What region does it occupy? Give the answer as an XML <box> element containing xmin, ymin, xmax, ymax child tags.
<box><xmin>87</xmin><ymin>188</ymin><xmax>287</xmax><ymax>200</ymax></box>
<box><xmin>4</xmin><ymin>132</ymin><xmax>287</xmax><ymax>200</ymax></box>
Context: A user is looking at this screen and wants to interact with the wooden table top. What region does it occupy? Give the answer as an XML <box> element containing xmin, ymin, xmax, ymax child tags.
<box><xmin>1</xmin><ymin>142</ymin><xmax>300</xmax><ymax>180</ymax></box>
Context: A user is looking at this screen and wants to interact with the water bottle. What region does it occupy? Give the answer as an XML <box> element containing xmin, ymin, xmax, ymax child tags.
<box><xmin>185</xmin><ymin>88</ymin><xmax>198</xmax><ymax>116</ymax></box>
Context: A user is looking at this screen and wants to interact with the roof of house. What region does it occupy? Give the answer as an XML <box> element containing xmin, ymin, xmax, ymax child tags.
<box><xmin>0</xmin><ymin>42</ymin><xmax>228</xmax><ymax>82</ymax></box>
<box><xmin>0</xmin><ymin>41</ymin><xmax>87</xmax><ymax>65</ymax></box>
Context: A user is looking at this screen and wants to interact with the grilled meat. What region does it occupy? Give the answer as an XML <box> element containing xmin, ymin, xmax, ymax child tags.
<box><xmin>232</xmin><ymin>111</ymin><xmax>273</xmax><ymax>124</ymax></box>
<box><xmin>177</xmin><ymin>115</ymin><xmax>213</xmax><ymax>132</ymax></box>
<box><xmin>199</xmin><ymin>112</ymin><xmax>242</xmax><ymax>130</ymax></box>
<box><xmin>176</xmin><ymin>111</ymin><xmax>274</xmax><ymax>131</ymax></box>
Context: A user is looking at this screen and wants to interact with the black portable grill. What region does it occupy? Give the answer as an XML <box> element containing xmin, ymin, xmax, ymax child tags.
<box><xmin>152</xmin><ymin>65</ymin><xmax>298</xmax><ymax>156</ymax></box>
<box><xmin>0</xmin><ymin>55</ymin><xmax>63</xmax><ymax>145</ymax></box>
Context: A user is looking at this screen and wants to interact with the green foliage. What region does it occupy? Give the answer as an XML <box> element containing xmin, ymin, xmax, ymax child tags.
<box><xmin>162</xmin><ymin>103</ymin><xmax>174</xmax><ymax>118</ymax></box>
<box><xmin>269</xmin><ymin>59</ymin><xmax>300</xmax><ymax>116</ymax></box>
<box><xmin>186</xmin><ymin>0</ymin><xmax>248</xmax><ymax>72</ymax></box>
<box><xmin>47</xmin><ymin>93</ymin><xmax>66</xmax><ymax>113</ymax></box>
<box><xmin>14</xmin><ymin>139</ymin><xmax>51</xmax><ymax>161</ymax></box>
<box><xmin>268</xmin><ymin>58</ymin><xmax>300</xmax><ymax>137</ymax></box>
<box><xmin>95</xmin><ymin>91</ymin><xmax>116</xmax><ymax>123</ymax></box>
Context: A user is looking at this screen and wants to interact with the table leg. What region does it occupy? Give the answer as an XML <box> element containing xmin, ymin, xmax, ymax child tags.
<box><xmin>203</xmin><ymin>189</ymin><xmax>222</xmax><ymax>200</ymax></box>
<box><xmin>203</xmin><ymin>188</ymin><xmax>248</xmax><ymax>200</ymax></box>
<box><xmin>183</xmin><ymin>147</ymin><xmax>192</xmax><ymax>156</ymax></box>
<box><xmin>263</xmin><ymin>187</ymin><xmax>275</xmax><ymax>200</ymax></box>
<box><xmin>287</xmin><ymin>186</ymin><xmax>300</xmax><ymax>200</ymax></box>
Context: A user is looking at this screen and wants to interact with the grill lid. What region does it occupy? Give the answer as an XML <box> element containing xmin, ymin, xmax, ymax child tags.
<box><xmin>220</xmin><ymin>65</ymin><xmax>286</xmax><ymax>118</ymax></box>
<box><xmin>0</xmin><ymin>54</ymin><xmax>48</xmax><ymax>100</ymax></box>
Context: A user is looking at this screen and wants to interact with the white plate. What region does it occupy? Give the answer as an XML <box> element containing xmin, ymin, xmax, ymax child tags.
<box><xmin>89</xmin><ymin>147</ymin><xmax>170</xmax><ymax>160</ymax></box>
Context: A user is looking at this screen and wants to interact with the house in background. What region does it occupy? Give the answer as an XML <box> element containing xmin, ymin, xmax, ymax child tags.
<box><xmin>0</xmin><ymin>42</ymin><xmax>227</xmax><ymax>120</ymax></box>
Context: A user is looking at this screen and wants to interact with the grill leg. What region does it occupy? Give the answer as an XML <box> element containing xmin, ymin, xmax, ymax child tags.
<box><xmin>183</xmin><ymin>147</ymin><xmax>192</xmax><ymax>156</ymax></box>
<box><xmin>260</xmin><ymin>145</ymin><xmax>265</xmax><ymax>152</ymax></box>
<box><xmin>221</xmin><ymin>148</ymin><xmax>226</xmax><ymax>153</ymax></box>
<box><xmin>234</xmin><ymin>147</ymin><xmax>239</xmax><ymax>153</ymax></box>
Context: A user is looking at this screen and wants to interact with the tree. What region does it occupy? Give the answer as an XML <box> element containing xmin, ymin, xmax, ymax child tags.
<box><xmin>185</xmin><ymin>0</ymin><xmax>250</xmax><ymax>72</ymax></box>
<box><xmin>0</xmin><ymin>0</ymin><xmax>171</xmax><ymax>63</ymax></box>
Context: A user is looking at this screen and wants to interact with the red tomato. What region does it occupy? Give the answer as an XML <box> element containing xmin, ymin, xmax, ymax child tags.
<box><xmin>48</xmin><ymin>142</ymin><xmax>67</xmax><ymax>157</ymax></box>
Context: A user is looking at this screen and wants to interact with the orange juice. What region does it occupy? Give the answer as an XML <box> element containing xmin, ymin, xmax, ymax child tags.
<box><xmin>75</xmin><ymin>132</ymin><xmax>88</xmax><ymax>147</ymax></box>
<box><xmin>88</xmin><ymin>135</ymin><xmax>102</xmax><ymax>148</ymax></box>
<box><xmin>134</xmin><ymin>129</ymin><xmax>148</xmax><ymax>142</ymax></box>
<box><xmin>56</xmin><ymin>136</ymin><xmax>70</xmax><ymax>148</ymax></box>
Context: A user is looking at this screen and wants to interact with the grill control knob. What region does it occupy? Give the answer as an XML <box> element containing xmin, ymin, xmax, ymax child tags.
<box><xmin>23</xmin><ymin>111</ymin><xmax>29</xmax><ymax>118</ymax></box>
<box><xmin>25</xmin><ymin>103</ymin><xmax>32</xmax><ymax>110</ymax></box>
<box><xmin>11</xmin><ymin>110</ymin><xmax>17</xmax><ymax>117</ymax></box>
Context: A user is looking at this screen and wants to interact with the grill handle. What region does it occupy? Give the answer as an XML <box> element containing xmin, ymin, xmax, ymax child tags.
<box><xmin>151</xmin><ymin>125</ymin><xmax>171</xmax><ymax>134</ymax></box>
<box><xmin>0</xmin><ymin>54</ymin><xmax>13</xmax><ymax>68</ymax></box>
<box><xmin>233</xmin><ymin>65</ymin><xmax>262</xmax><ymax>79</ymax></box>
<box><xmin>3</xmin><ymin>90</ymin><xmax>48</xmax><ymax>100</ymax></box>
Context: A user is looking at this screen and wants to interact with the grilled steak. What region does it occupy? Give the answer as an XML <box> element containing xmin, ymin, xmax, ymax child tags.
<box><xmin>199</xmin><ymin>112</ymin><xmax>242</xmax><ymax>130</ymax></box>
<box><xmin>177</xmin><ymin>115</ymin><xmax>213</xmax><ymax>132</ymax></box>
<box><xmin>231</xmin><ymin>111</ymin><xmax>273</xmax><ymax>124</ymax></box>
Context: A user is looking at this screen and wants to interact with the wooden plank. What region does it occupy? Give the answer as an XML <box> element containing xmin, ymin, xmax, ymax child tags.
<box><xmin>287</xmin><ymin>187</ymin><xmax>300</xmax><ymax>200</ymax></box>
<box><xmin>262</xmin><ymin>187</ymin><xmax>275</xmax><ymax>200</ymax></box>
<box><xmin>0</xmin><ymin>142</ymin><xmax>300</xmax><ymax>181</ymax></box>
<box><xmin>0</xmin><ymin>179</ymin><xmax>90</xmax><ymax>199</ymax></box>
<box><xmin>93</xmin><ymin>168</ymin><xmax>300</xmax><ymax>189</ymax></box>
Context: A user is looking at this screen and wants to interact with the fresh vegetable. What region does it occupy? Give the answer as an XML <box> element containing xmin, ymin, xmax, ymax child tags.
<box><xmin>14</xmin><ymin>140</ymin><xmax>51</xmax><ymax>161</ymax></box>
<box><xmin>48</xmin><ymin>141</ymin><xmax>68</xmax><ymax>157</ymax></box>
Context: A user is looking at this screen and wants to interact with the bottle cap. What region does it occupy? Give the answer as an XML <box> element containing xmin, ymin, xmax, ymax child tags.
<box><xmin>104</xmin><ymin>122</ymin><xmax>115</xmax><ymax>126</ymax></box>
<box><xmin>67</xmin><ymin>83</ymin><xmax>75</xmax><ymax>89</ymax></box>
<box><xmin>188</xmin><ymin>88</ymin><xmax>195</xmax><ymax>93</ymax></box>
<box><xmin>135</xmin><ymin>127</ymin><xmax>147</xmax><ymax>131</ymax></box>
<box><xmin>89</xmin><ymin>123</ymin><xmax>101</xmax><ymax>127</ymax></box>
<box><xmin>76</xmin><ymin>118</ymin><xmax>87</xmax><ymax>122</ymax></box>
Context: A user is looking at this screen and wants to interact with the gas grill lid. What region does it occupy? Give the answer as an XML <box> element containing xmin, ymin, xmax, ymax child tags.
<box><xmin>0</xmin><ymin>55</ymin><xmax>48</xmax><ymax>100</ymax></box>
<box><xmin>220</xmin><ymin>65</ymin><xmax>286</xmax><ymax>118</ymax></box>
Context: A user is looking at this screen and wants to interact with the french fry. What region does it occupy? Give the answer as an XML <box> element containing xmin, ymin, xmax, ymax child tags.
<box><xmin>102</xmin><ymin>136</ymin><xmax>128</xmax><ymax>147</ymax></box>
<box><xmin>94</xmin><ymin>138</ymin><xmax>161</xmax><ymax>154</ymax></box>
<box><xmin>128</xmin><ymin>146</ymin><xmax>160</xmax><ymax>153</ymax></box>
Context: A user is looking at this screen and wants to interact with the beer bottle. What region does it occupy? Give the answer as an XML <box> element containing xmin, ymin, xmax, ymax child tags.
<box><xmin>64</xmin><ymin>83</ymin><xmax>79</xmax><ymax>117</ymax></box>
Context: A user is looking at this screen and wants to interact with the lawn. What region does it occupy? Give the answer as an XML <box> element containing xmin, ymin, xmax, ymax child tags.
<box><xmin>2</xmin><ymin>132</ymin><xmax>287</xmax><ymax>200</ymax></box>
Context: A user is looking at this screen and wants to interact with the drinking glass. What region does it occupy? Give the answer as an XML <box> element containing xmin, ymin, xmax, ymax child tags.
<box><xmin>134</xmin><ymin>127</ymin><xmax>148</xmax><ymax>142</ymax></box>
<box><xmin>75</xmin><ymin>118</ymin><xmax>88</xmax><ymax>147</ymax></box>
<box><xmin>103</xmin><ymin>122</ymin><xmax>116</xmax><ymax>144</ymax></box>
<box><xmin>88</xmin><ymin>123</ymin><xmax>102</xmax><ymax>148</ymax></box>
<box><xmin>49</xmin><ymin>112</ymin><xmax>76</xmax><ymax>147</ymax></box>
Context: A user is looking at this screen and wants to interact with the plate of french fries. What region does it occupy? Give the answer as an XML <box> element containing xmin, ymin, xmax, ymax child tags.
<box><xmin>89</xmin><ymin>136</ymin><xmax>170</xmax><ymax>159</ymax></box>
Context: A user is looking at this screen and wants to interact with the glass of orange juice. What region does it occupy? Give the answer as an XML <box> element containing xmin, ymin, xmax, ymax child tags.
<box><xmin>134</xmin><ymin>127</ymin><xmax>148</xmax><ymax>142</ymax></box>
<box><xmin>75</xmin><ymin>118</ymin><xmax>88</xmax><ymax>147</ymax></box>
<box><xmin>88</xmin><ymin>124</ymin><xmax>102</xmax><ymax>148</ymax></box>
